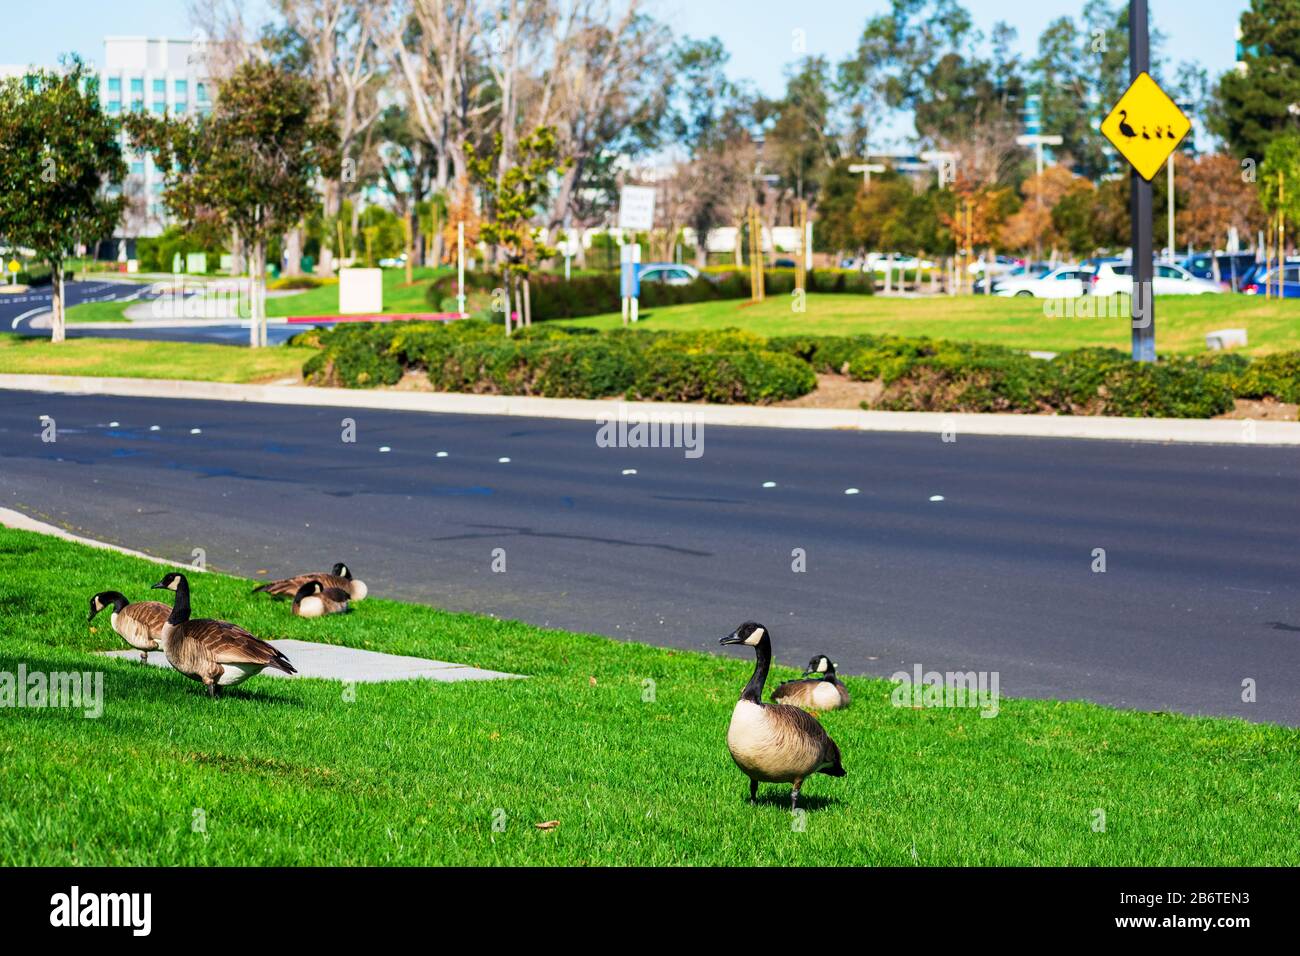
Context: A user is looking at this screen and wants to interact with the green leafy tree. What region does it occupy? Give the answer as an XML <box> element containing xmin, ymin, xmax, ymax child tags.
<box><xmin>125</xmin><ymin>62</ymin><xmax>338</xmax><ymax>347</ymax></box>
<box><xmin>0</xmin><ymin>58</ymin><xmax>125</xmax><ymax>342</ymax></box>
<box><xmin>467</xmin><ymin>126</ymin><xmax>569</xmax><ymax>334</ymax></box>
<box><xmin>1214</xmin><ymin>0</ymin><xmax>1300</xmax><ymax>160</ymax></box>
<box><xmin>1261</xmin><ymin>132</ymin><xmax>1300</xmax><ymax>228</ymax></box>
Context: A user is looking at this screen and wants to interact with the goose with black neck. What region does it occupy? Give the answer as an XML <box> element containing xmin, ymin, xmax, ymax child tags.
<box><xmin>152</xmin><ymin>572</ymin><xmax>297</xmax><ymax>697</ymax></box>
<box><xmin>720</xmin><ymin>622</ymin><xmax>845</xmax><ymax>810</ymax></box>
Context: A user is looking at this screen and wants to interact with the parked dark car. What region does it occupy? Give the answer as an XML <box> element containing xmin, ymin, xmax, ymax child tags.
<box><xmin>1180</xmin><ymin>252</ymin><xmax>1259</xmax><ymax>290</ymax></box>
<box><xmin>1241</xmin><ymin>262</ymin><xmax>1300</xmax><ymax>298</ymax></box>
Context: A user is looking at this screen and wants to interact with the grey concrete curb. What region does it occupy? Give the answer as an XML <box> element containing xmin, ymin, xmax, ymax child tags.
<box><xmin>1</xmin><ymin>372</ymin><xmax>1296</xmax><ymax>445</ymax></box>
<box><xmin>0</xmin><ymin>506</ymin><xmax>206</xmax><ymax>570</ymax></box>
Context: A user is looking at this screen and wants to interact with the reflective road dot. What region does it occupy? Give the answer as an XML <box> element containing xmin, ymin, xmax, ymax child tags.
<box><xmin>379</xmin><ymin>446</ymin><xmax>392</xmax><ymax>453</ymax></box>
<box><xmin>190</xmin><ymin>428</ymin><xmax>202</xmax><ymax>435</ymax></box>
<box><xmin>149</xmin><ymin>425</ymin><xmax>160</xmax><ymax>431</ymax></box>
<box><xmin>622</xmin><ymin>468</ymin><xmax>637</xmax><ymax>475</ymax></box>
<box><xmin>498</xmin><ymin>457</ymin><xmax>511</xmax><ymax>463</ymax></box>
<box><xmin>929</xmin><ymin>495</ymin><xmax>945</xmax><ymax>502</ymax></box>
<box><xmin>435</xmin><ymin>451</ymin><xmax>448</xmax><ymax>458</ymax></box>
<box><xmin>109</xmin><ymin>421</ymin><xmax>120</xmax><ymax>427</ymax></box>
<box><xmin>844</xmin><ymin>488</ymin><xmax>860</xmax><ymax>495</ymax></box>
<box><xmin>762</xmin><ymin>481</ymin><xmax>777</xmax><ymax>488</ymax></box>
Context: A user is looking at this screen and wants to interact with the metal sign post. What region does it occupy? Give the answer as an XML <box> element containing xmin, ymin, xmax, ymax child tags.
<box><xmin>456</xmin><ymin>222</ymin><xmax>466</xmax><ymax>316</ymax></box>
<box><xmin>1129</xmin><ymin>0</ymin><xmax>1155</xmax><ymax>362</ymax></box>
<box><xmin>619</xmin><ymin>242</ymin><xmax>640</xmax><ymax>326</ymax></box>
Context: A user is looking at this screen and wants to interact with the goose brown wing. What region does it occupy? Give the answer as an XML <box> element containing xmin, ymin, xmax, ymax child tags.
<box><xmin>771</xmin><ymin>678</ymin><xmax>816</xmax><ymax>705</ymax></box>
<box><xmin>121</xmin><ymin>601</ymin><xmax>171</xmax><ymax>634</ymax></box>
<box><xmin>770</xmin><ymin>701</ymin><xmax>844</xmax><ymax>774</ymax></box>
<box><xmin>255</xmin><ymin>573</ymin><xmax>347</xmax><ymax>597</ymax></box>
<box><xmin>187</xmin><ymin>620</ymin><xmax>297</xmax><ymax>674</ymax></box>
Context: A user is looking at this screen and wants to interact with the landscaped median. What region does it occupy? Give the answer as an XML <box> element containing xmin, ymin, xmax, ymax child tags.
<box><xmin>1</xmin><ymin>522</ymin><xmax>1298</xmax><ymax>865</ymax></box>
<box><xmin>294</xmin><ymin>319</ymin><xmax>1300</xmax><ymax>419</ymax></box>
<box><xmin>0</xmin><ymin>334</ymin><xmax>312</xmax><ymax>383</ymax></box>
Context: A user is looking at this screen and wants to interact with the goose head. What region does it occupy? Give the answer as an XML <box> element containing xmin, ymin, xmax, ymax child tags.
<box><xmin>333</xmin><ymin>563</ymin><xmax>352</xmax><ymax>580</ymax></box>
<box><xmin>805</xmin><ymin>654</ymin><xmax>835</xmax><ymax>678</ymax></box>
<box><xmin>87</xmin><ymin>591</ymin><xmax>119</xmax><ymax>622</ymax></box>
<box><xmin>296</xmin><ymin>580</ymin><xmax>325</xmax><ymax>599</ymax></box>
<box><xmin>720</xmin><ymin>621</ymin><xmax>769</xmax><ymax>648</ymax></box>
<box><xmin>151</xmin><ymin>572</ymin><xmax>187</xmax><ymax>593</ymax></box>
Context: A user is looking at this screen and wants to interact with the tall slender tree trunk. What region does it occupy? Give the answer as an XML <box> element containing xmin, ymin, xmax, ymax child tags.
<box><xmin>49</xmin><ymin>260</ymin><xmax>65</xmax><ymax>344</ymax></box>
<box><xmin>284</xmin><ymin>226</ymin><xmax>303</xmax><ymax>277</ymax></box>
<box><xmin>523</xmin><ymin>277</ymin><xmax>531</xmax><ymax>326</ymax></box>
<box><xmin>249</xmin><ymin>241</ymin><xmax>267</xmax><ymax>349</ymax></box>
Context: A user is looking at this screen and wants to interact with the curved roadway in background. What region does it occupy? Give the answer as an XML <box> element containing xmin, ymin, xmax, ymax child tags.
<box><xmin>0</xmin><ymin>388</ymin><xmax>1296</xmax><ymax>724</ymax></box>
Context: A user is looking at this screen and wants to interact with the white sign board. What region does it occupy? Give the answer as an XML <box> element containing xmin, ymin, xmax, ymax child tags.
<box><xmin>339</xmin><ymin>268</ymin><xmax>383</xmax><ymax>314</ymax></box>
<box><xmin>618</xmin><ymin>186</ymin><xmax>656</xmax><ymax>231</ymax></box>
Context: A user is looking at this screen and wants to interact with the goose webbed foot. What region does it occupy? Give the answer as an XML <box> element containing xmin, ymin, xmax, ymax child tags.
<box><xmin>791</xmin><ymin>779</ymin><xmax>803</xmax><ymax>812</ymax></box>
<box><xmin>748</xmin><ymin>779</ymin><xmax>758</xmax><ymax>805</ymax></box>
<box><xmin>206</xmin><ymin>683</ymin><xmax>221</xmax><ymax>699</ymax></box>
<box><xmin>140</xmin><ymin>651</ymin><xmax>149</xmax><ymax>663</ymax></box>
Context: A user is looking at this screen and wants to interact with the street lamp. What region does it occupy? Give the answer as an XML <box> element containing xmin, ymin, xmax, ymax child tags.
<box><xmin>1017</xmin><ymin>134</ymin><xmax>1062</xmax><ymax>262</ymax></box>
<box><xmin>1015</xmin><ymin>134</ymin><xmax>1063</xmax><ymax>178</ymax></box>
<box><xmin>848</xmin><ymin>162</ymin><xmax>886</xmax><ymax>188</ymax></box>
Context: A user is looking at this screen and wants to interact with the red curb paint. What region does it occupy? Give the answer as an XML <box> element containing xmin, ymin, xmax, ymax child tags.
<box><xmin>285</xmin><ymin>313</ymin><xmax>468</xmax><ymax>324</ymax></box>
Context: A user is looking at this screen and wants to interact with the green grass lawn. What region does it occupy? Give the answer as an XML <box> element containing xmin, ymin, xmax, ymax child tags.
<box><xmin>562</xmin><ymin>293</ymin><xmax>1300</xmax><ymax>356</ymax></box>
<box><xmin>0</xmin><ymin>334</ymin><xmax>310</xmax><ymax>383</ymax></box>
<box><xmin>1</xmin><ymin>524</ymin><xmax>1297</xmax><ymax>866</ymax></box>
<box><xmin>62</xmin><ymin>267</ymin><xmax>447</xmax><ymax>326</ymax></box>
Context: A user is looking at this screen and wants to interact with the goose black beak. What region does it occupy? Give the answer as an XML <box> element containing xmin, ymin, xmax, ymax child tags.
<box><xmin>150</xmin><ymin>580</ymin><xmax>167</xmax><ymax>590</ymax></box>
<box><xmin>719</xmin><ymin>631</ymin><xmax>742</xmax><ymax>645</ymax></box>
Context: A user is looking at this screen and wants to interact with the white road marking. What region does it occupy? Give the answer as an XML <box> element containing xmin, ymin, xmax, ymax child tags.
<box><xmin>498</xmin><ymin>457</ymin><xmax>511</xmax><ymax>463</ymax></box>
<box><xmin>762</xmin><ymin>481</ymin><xmax>776</xmax><ymax>488</ymax></box>
<box><xmin>844</xmin><ymin>488</ymin><xmax>860</xmax><ymax>495</ymax></box>
<box><xmin>379</xmin><ymin>446</ymin><xmax>391</xmax><ymax>452</ymax></box>
<box><xmin>929</xmin><ymin>495</ymin><xmax>945</xmax><ymax>501</ymax></box>
<box><xmin>10</xmin><ymin>307</ymin><xmax>45</xmax><ymax>329</ymax></box>
<box><xmin>435</xmin><ymin>451</ymin><xmax>449</xmax><ymax>457</ymax></box>
<box><xmin>621</xmin><ymin>468</ymin><xmax>637</xmax><ymax>475</ymax></box>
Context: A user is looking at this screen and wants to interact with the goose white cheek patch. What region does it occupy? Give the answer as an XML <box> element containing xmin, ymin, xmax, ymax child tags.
<box><xmin>744</xmin><ymin>627</ymin><xmax>766</xmax><ymax>646</ymax></box>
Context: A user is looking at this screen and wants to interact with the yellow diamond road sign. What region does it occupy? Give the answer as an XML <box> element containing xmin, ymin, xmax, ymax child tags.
<box><xmin>1101</xmin><ymin>71</ymin><xmax>1191</xmax><ymax>181</ymax></box>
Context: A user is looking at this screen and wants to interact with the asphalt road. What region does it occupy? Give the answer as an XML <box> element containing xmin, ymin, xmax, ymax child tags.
<box><xmin>0</xmin><ymin>278</ymin><xmax>146</xmax><ymax>331</ymax></box>
<box><xmin>1</xmin><ymin>389</ymin><xmax>1297</xmax><ymax>724</ymax></box>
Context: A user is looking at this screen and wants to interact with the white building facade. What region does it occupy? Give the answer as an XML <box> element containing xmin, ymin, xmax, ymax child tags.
<box><xmin>100</xmin><ymin>36</ymin><xmax>211</xmax><ymax>239</ymax></box>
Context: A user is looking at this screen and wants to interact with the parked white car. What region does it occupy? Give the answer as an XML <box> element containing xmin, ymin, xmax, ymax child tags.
<box><xmin>638</xmin><ymin>263</ymin><xmax>700</xmax><ymax>286</ymax></box>
<box><xmin>995</xmin><ymin>265</ymin><xmax>1091</xmax><ymax>298</ymax></box>
<box><xmin>1090</xmin><ymin>262</ymin><xmax>1223</xmax><ymax>297</ymax></box>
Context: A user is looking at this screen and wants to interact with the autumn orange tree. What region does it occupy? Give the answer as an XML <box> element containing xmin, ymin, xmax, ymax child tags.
<box><xmin>1178</xmin><ymin>153</ymin><xmax>1265</xmax><ymax>249</ymax></box>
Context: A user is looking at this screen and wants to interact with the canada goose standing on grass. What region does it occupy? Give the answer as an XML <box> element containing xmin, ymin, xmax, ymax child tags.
<box><xmin>253</xmin><ymin>563</ymin><xmax>368</xmax><ymax>601</ymax></box>
<box><xmin>772</xmin><ymin>655</ymin><xmax>851</xmax><ymax>711</ymax></box>
<box><xmin>292</xmin><ymin>580</ymin><xmax>350</xmax><ymax>618</ymax></box>
<box><xmin>152</xmin><ymin>572</ymin><xmax>296</xmax><ymax>697</ymax></box>
<box><xmin>720</xmin><ymin>623</ymin><xmax>845</xmax><ymax>810</ymax></box>
<box><xmin>88</xmin><ymin>591</ymin><xmax>171</xmax><ymax>662</ymax></box>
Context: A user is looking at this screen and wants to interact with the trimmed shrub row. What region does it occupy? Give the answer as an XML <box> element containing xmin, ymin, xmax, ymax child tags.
<box><xmin>298</xmin><ymin>320</ymin><xmax>816</xmax><ymax>404</ymax></box>
<box><xmin>295</xmin><ymin>322</ymin><xmax>1300</xmax><ymax>418</ymax></box>
<box><xmin>426</xmin><ymin>268</ymin><xmax>874</xmax><ymax>322</ymax></box>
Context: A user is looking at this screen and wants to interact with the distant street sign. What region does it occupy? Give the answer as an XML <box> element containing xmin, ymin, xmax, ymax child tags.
<box><xmin>1101</xmin><ymin>71</ymin><xmax>1190</xmax><ymax>181</ymax></box>
<box><xmin>617</xmin><ymin>185</ymin><xmax>656</xmax><ymax>231</ymax></box>
<box><xmin>6</xmin><ymin>260</ymin><xmax>18</xmax><ymax>274</ymax></box>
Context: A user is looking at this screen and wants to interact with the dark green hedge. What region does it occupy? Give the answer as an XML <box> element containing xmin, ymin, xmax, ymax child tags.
<box><xmin>296</xmin><ymin>320</ymin><xmax>814</xmax><ymax>404</ymax></box>
<box><xmin>294</xmin><ymin>321</ymin><xmax>1299</xmax><ymax>418</ymax></box>
<box><xmin>427</xmin><ymin>268</ymin><xmax>873</xmax><ymax>321</ymax></box>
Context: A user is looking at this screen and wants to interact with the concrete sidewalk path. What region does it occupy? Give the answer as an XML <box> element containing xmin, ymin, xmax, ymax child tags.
<box><xmin>102</xmin><ymin>641</ymin><xmax>524</xmax><ymax>684</ymax></box>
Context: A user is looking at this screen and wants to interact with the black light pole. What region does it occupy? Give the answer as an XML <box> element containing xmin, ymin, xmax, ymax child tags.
<box><xmin>1129</xmin><ymin>0</ymin><xmax>1156</xmax><ymax>361</ymax></box>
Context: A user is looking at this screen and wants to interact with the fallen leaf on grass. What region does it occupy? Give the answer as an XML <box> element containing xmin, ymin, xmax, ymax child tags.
<box><xmin>535</xmin><ymin>820</ymin><xmax>560</xmax><ymax>830</ymax></box>
<box><xmin>588</xmin><ymin>676</ymin><xmax>597</xmax><ymax>687</ymax></box>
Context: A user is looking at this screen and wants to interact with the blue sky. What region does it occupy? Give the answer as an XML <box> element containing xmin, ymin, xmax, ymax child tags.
<box><xmin>3</xmin><ymin>0</ymin><xmax>1250</xmax><ymax>139</ymax></box>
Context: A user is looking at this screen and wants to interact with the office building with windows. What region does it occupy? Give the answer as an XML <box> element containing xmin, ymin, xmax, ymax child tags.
<box><xmin>100</xmin><ymin>36</ymin><xmax>211</xmax><ymax>239</ymax></box>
